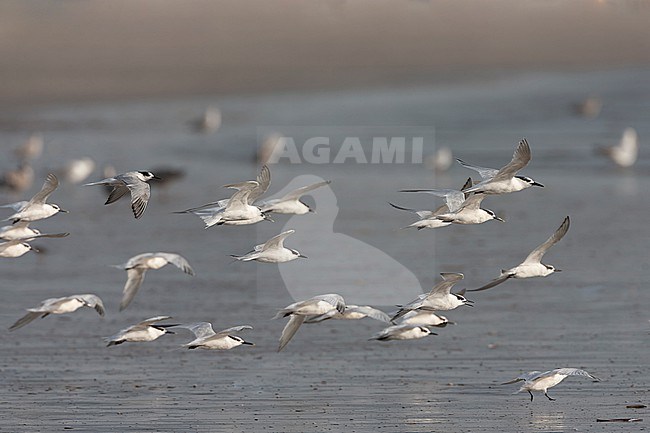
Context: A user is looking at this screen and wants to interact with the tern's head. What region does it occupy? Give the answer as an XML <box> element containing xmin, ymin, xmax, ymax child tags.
<box><xmin>517</xmin><ymin>175</ymin><xmax>544</xmax><ymax>188</ymax></box>
<box><xmin>453</xmin><ymin>291</ymin><xmax>474</xmax><ymax>307</ymax></box>
<box><xmin>50</xmin><ymin>203</ymin><xmax>68</xmax><ymax>213</ymax></box>
<box><xmin>229</xmin><ymin>335</ymin><xmax>254</xmax><ymax>346</ymax></box>
<box><xmin>25</xmin><ymin>243</ymin><xmax>39</xmax><ymax>253</ymax></box>
<box><xmin>290</xmin><ymin>249</ymin><xmax>308</xmax><ymax>259</ymax></box>
<box><xmin>419</xmin><ymin>327</ymin><xmax>437</xmax><ymax>337</ymax></box>
<box><xmin>484</xmin><ymin>209</ymin><xmax>504</xmax><ymax>222</ymax></box>
<box><xmin>544</xmin><ymin>264</ymin><xmax>560</xmax><ymax>273</ymax></box>
<box><xmin>137</xmin><ymin>171</ymin><xmax>160</xmax><ymax>181</ymax></box>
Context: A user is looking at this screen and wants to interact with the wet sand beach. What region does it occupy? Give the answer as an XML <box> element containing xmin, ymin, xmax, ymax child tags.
<box><xmin>1</xmin><ymin>68</ymin><xmax>649</xmax><ymax>432</ymax></box>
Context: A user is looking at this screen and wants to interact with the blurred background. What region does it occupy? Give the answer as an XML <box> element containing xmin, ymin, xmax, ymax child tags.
<box><xmin>1</xmin><ymin>0</ymin><xmax>649</xmax><ymax>105</ymax></box>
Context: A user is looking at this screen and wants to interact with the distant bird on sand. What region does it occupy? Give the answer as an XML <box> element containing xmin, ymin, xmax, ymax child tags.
<box><xmin>596</xmin><ymin>127</ymin><xmax>638</xmax><ymax>168</ymax></box>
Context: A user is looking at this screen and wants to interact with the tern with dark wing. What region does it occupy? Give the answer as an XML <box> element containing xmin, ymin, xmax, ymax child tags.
<box><xmin>470</xmin><ymin>216</ymin><xmax>570</xmax><ymax>292</ymax></box>
<box><xmin>85</xmin><ymin>170</ymin><xmax>160</xmax><ymax>219</ymax></box>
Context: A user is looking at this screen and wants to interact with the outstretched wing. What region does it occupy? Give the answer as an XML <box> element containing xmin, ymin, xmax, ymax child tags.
<box><xmin>278</xmin><ymin>315</ymin><xmax>305</xmax><ymax>352</ymax></box>
<box><xmin>262</xmin><ymin>230</ymin><xmax>295</xmax><ymax>251</ymax></box>
<box><xmin>349</xmin><ymin>305</ymin><xmax>391</xmax><ymax>322</ymax></box>
<box><xmin>429</xmin><ymin>272</ymin><xmax>464</xmax><ymax>296</ymax></box>
<box><xmin>120</xmin><ymin>268</ymin><xmax>147</xmax><ymax>311</ymax></box>
<box><xmin>248</xmin><ymin>165</ymin><xmax>271</xmax><ymax>203</ymax></box>
<box><xmin>400</xmin><ymin>189</ymin><xmax>465</xmax><ymax>213</ymax></box>
<box><xmin>522</xmin><ymin>216</ymin><xmax>570</xmax><ymax>265</ymax></box>
<box><xmin>469</xmin><ymin>274</ymin><xmax>512</xmax><ymax>292</ymax></box>
<box><xmin>215</xmin><ymin>325</ymin><xmax>253</xmax><ymax>337</ymax></box>
<box><xmin>105</xmin><ymin>185</ymin><xmax>130</xmax><ymax>205</ymax></box>
<box><xmin>456</xmin><ymin>159</ymin><xmax>499</xmax><ymax>180</ymax></box>
<box><xmin>552</xmin><ymin>368</ymin><xmax>600</xmax><ymax>381</ymax></box>
<box><xmin>492</xmin><ymin>139</ymin><xmax>531</xmax><ymax>181</ymax></box>
<box><xmin>176</xmin><ymin>322</ymin><xmax>216</xmax><ymax>339</ymax></box>
<box><xmin>28</xmin><ymin>173</ymin><xmax>59</xmax><ymax>205</ymax></box>
<box><xmin>9</xmin><ymin>311</ymin><xmax>44</xmax><ymax>331</ymax></box>
<box><xmin>77</xmin><ymin>294</ymin><xmax>105</xmax><ymax>316</ymax></box>
<box><xmin>279</xmin><ymin>180</ymin><xmax>331</xmax><ymax>201</ymax></box>
<box><xmin>155</xmin><ymin>253</ymin><xmax>195</xmax><ymax>276</ymax></box>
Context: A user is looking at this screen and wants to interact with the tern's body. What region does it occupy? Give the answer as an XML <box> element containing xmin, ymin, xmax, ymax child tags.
<box><xmin>106</xmin><ymin>316</ymin><xmax>176</xmax><ymax>346</ymax></box>
<box><xmin>9</xmin><ymin>294</ymin><xmax>105</xmax><ymax>331</ymax></box>
<box><xmin>231</xmin><ymin>229</ymin><xmax>305</xmax><ymax>263</ymax></box>
<box><xmin>258</xmin><ymin>180</ymin><xmax>331</xmax><ymax>215</ymax></box>
<box><xmin>400</xmin><ymin>178</ymin><xmax>502</xmax><ymax>226</ymax></box>
<box><xmin>0</xmin><ymin>221</ymin><xmax>69</xmax><ymax>242</ymax></box>
<box><xmin>0</xmin><ymin>240</ymin><xmax>35</xmax><ymax>258</ymax></box>
<box><xmin>274</xmin><ymin>294</ymin><xmax>346</xmax><ymax>351</ymax></box>
<box><xmin>391</xmin><ymin>273</ymin><xmax>471</xmax><ymax>321</ymax></box>
<box><xmin>178</xmin><ymin>323</ymin><xmax>254</xmax><ymax>350</ymax></box>
<box><xmin>85</xmin><ymin>170</ymin><xmax>159</xmax><ymax>219</ymax></box>
<box><xmin>178</xmin><ymin>166</ymin><xmax>271</xmax><ymax>227</ymax></box>
<box><xmin>393</xmin><ymin>178</ymin><xmax>474</xmax><ymax>230</ymax></box>
<box><xmin>116</xmin><ymin>252</ymin><xmax>195</xmax><ymax>310</ymax></box>
<box><xmin>471</xmin><ymin>216</ymin><xmax>570</xmax><ymax>292</ymax></box>
<box><xmin>459</xmin><ymin>139</ymin><xmax>543</xmax><ymax>195</ymax></box>
<box><xmin>305</xmin><ymin>305</ymin><xmax>391</xmax><ymax>323</ymax></box>
<box><xmin>370</xmin><ymin>324</ymin><xmax>435</xmax><ymax>341</ymax></box>
<box><xmin>396</xmin><ymin>310</ymin><xmax>452</xmax><ymax>327</ymax></box>
<box><xmin>503</xmin><ymin>368</ymin><xmax>600</xmax><ymax>401</ymax></box>
<box><xmin>2</xmin><ymin>173</ymin><xmax>66</xmax><ymax>223</ymax></box>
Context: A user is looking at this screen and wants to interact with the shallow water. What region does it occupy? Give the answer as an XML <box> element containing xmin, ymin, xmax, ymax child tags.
<box><xmin>1</xmin><ymin>69</ymin><xmax>649</xmax><ymax>432</ymax></box>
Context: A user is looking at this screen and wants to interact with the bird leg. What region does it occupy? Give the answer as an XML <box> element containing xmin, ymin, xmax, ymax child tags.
<box><xmin>544</xmin><ymin>392</ymin><xmax>555</xmax><ymax>401</ymax></box>
<box><xmin>528</xmin><ymin>390</ymin><xmax>534</xmax><ymax>401</ymax></box>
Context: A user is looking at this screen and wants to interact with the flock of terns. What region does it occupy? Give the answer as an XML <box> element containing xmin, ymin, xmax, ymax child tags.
<box><xmin>2</xmin><ymin>137</ymin><xmax>604</xmax><ymax>401</ymax></box>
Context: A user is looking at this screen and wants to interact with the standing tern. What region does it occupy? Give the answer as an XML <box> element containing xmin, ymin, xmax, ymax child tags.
<box><xmin>84</xmin><ymin>170</ymin><xmax>160</xmax><ymax>219</ymax></box>
<box><xmin>470</xmin><ymin>216</ymin><xmax>570</xmax><ymax>292</ymax></box>
<box><xmin>502</xmin><ymin>368</ymin><xmax>600</xmax><ymax>401</ymax></box>
<box><xmin>230</xmin><ymin>229</ymin><xmax>306</xmax><ymax>263</ymax></box>
<box><xmin>115</xmin><ymin>252</ymin><xmax>195</xmax><ymax>311</ymax></box>
<box><xmin>458</xmin><ymin>139</ymin><xmax>544</xmax><ymax>194</ymax></box>
<box><xmin>9</xmin><ymin>294</ymin><xmax>105</xmax><ymax>331</ymax></box>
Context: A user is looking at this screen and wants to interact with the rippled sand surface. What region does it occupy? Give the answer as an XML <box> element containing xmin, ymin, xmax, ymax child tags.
<box><xmin>1</xmin><ymin>69</ymin><xmax>649</xmax><ymax>431</ymax></box>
